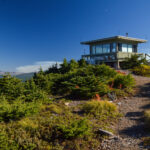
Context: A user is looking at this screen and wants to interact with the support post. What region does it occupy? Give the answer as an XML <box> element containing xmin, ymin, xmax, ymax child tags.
<box><xmin>114</xmin><ymin>61</ymin><xmax>120</xmax><ymax>70</ymax></box>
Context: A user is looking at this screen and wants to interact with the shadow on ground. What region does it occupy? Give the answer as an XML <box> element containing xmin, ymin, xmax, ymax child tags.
<box><xmin>119</xmin><ymin>82</ymin><xmax>150</xmax><ymax>139</ymax></box>
<box><xmin>136</xmin><ymin>83</ymin><xmax>150</xmax><ymax>98</ymax></box>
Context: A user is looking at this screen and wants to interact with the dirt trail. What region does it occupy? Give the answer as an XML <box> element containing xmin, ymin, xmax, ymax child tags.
<box><xmin>101</xmin><ymin>75</ymin><xmax>150</xmax><ymax>150</ymax></box>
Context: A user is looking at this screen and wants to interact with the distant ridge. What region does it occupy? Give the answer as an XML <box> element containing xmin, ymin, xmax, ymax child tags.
<box><xmin>0</xmin><ymin>72</ymin><xmax>35</xmax><ymax>81</ymax></box>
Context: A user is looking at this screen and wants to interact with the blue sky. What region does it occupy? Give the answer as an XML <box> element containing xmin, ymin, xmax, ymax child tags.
<box><xmin>0</xmin><ymin>0</ymin><xmax>150</xmax><ymax>72</ymax></box>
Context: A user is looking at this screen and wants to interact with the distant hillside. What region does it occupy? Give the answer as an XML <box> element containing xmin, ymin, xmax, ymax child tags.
<box><xmin>15</xmin><ymin>72</ymin><xmax>35</xmax><ymax>81</ymax></box>
<box><xmin>0</xmin><ymin>72</ymin><xmax>35</xmax><ymax>81</ymax></box>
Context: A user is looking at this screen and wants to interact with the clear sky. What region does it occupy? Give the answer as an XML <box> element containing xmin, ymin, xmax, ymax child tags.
<box><xmin>0</xmin><ymin>0</ymin><xmax>150</xmax><ymax>72</ymax></box>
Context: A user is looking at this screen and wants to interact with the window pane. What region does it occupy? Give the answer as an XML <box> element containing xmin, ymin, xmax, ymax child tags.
<box><xmin>91</xmin><ymin>46</ymin><xmax>95</xmax><ymax>54</ymax></box>
<box><xmin>122</xmin><ymin>44</ymin><xmax>128</xmax><ymax>52</ymax></box>
<box><xmin>103</xmin><ymin>44</ymin><xmax>110</xmax><ymax>53</ymax></box>
<box><xmin>112</xmin><ymin>43</ymin><xmax>116</xmax><ymax>52</ymax></box>
<box><xmin>96</xmin><ymin>44</ymin><xmax>103</xmax><ymax>54</ymax></box>
<box><xmin>118</xmin><ymin>43</ymin><xmax>122</xmax><ymax>51</ymax></box>
<box><xmin>128</xmin><ymin>44</ymin><xmax>132</xmax><ymax>52</ymax></box>
<box><xmin>133</xmin><ymin>45</ymin><xmax>137</xmax><ymax>52</ymax></box>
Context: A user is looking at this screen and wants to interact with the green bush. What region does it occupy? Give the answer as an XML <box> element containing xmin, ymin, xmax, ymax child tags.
<box><xmin>93</xmin><ymin>64</ymin><xmax>117</xmax><ymax>78</ymax></box>
<box><xmin>57</xmin><ymin>119</ymin><xmax>91</xmax><ymax>139</ymax></box>
<box><xmin>113</xmin><ymin>74</ymin><xmax>135</xmax><ymax>89</ymax></box>
<box><xmin>0</xmin><ymin>75</ymin><xmax>24</xmax><ymax>101</ymax></box>
<box><xmin>41</xmin><ymin>104</ymin><xmax>63</xmax><ymax>114</ymax></box>
<box><xmin>33</xmin><ymin>71</ymin><xmax>54</xmax><ymax>94</ymax></box>
<box><xmin>0</xmin><ymin>129</ymin><xmax>18</xmax><ymax>150</ymax></box>
<box><xmin>60</xmin><ymin>74</ymin><xmax>110</xmax><ymax>99</ymax></box>
<box><xmin>120</xmin><ymin>54</ymin><xmax>148</xmax><ymax>69</ymax></box>
<box><xmin>0</xmin><ymin>100</ymin><xmax>41</xmax><ymax>122</ymax></box>
<box><xmin>132</xmin><ymin>64</ymin><xmax>150</xmax><ymax>77</ymax></box>
<box><xmin>0</xmin><ymin>124</ymin><xmax>38</xmax><ymax>150</ymax></box>
<box><xmin>51</xmin><ymin>64</ymin><xmax>117</xmax><ymax>99</ymax></box>
<box><xmin>32</xmin><ymin>60</ymin><xmax>135</xmax><ymax>99</ymax></box>
<box><xmin>82</xmin><ymin>100</ymin><xmax>119</xmax><ymax>119</ymax></box>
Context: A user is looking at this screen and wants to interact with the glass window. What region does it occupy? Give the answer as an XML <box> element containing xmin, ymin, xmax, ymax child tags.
<box><xmin>103</xmin><ymin>44</ymin><xmax>110</xmax><ymax>53</ymax></box>
<box><xmin>122</xmin><ymin>44</ymin><xmax>128</xmax><ymax>52</ymax></box>
<box><xmin>128</xmin><ymin>44</ymin><xmax>132</xmax><ymax>52</ymax></box>
<box><xmin>96</xmin><ymin>44</ymin><xmax>103</xmax><ymax>54</ymax></box>
<box><xmin>133</xmin><ymin>45</ymin><xmax>137</xmax><ymax>52</ymax></box>
<box><xmin>112</xmin><ymin>43</ymin><xmax>116</xmax><ymax>52</ymax></box>
<box><xmin>91</xmin><ymin>46</ymin><xmax>96</xmax><ymax>54</ymax></box>
<box><xmin>118</xmin><ymin>43</ymin><xmax>122</xmax><ymax>51</ymax></box>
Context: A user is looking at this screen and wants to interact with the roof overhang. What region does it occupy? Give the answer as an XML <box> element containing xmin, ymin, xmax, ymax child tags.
<box><xmin>80</xmin><ymin>36</ymin><xmax>147</xmax><ymax>45</ymax></box>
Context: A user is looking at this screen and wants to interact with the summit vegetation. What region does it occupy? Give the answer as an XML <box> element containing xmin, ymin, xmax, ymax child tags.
<box><xmin>0</xmin><ymin>59</ymin><xmax>136</xmax><ymax>150</ymax></box>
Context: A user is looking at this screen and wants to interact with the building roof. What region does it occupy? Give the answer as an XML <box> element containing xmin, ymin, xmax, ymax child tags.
<box><xmin>80</xmin><ymin>35</ymin><xmax>147</xmax><ymax>45</ymax></box>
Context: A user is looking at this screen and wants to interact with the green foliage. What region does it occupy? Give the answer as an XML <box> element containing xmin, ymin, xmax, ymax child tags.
<box><xmin>121</xmin><ymin>54</ymin><xmax>148</xmax><ymax>69</ymax></box>
<box><xmin>82</xmin><ymin>100</ymin><xmax>119</xmax><ymax>119</ymax></box>
<box><xmin>0</xmin><ymin>58</ymin><xmax>135</xmax><ymax>149</ymax></box>
<box><xmin>51</xmin><ymin>64</ymin><xmax>120</xmax><ymax>99</ymax></box>
<box><xmin>31</xmin><ymin>60</ymin><xmax>135</xmax><ymax>99</ymax></box>
<box><xmin>93</xmin><ymin>64</ymin><xmax>117</xmax><ymax>78</ymax></box>
<box><xmin>132</xmin><ymin>64</ymin><xmax>150</xmax><ymax>77</ymax></box>
<box><xmin>78</xmin><ymin>59</ymin><xmax>87</xmax><ymax>67</ymax></box>
<box><xmin>0</xmin><ymin>100</ymin><xmax>41</xmax><ymax>122</ymax></box>
<box><xmin>0</xmin><ymin>129</ymin><xmax>18</xmax><ymax>150</ymax></box>
<box><xmin>41</xmin><ymin>104</ymin><xmax>63</xmax><ymax>114</ymax></box>
<box><xmin>57</xmin><ymin>119</ymin><xmax>91</xmax><ymax>139</ymax></box>
<box><xmin>24</xmin><ymin>79</ymin><xmax>50</xmax><ymax>102</ymax></box>
<box><xmin>60</xmin><ymin>58</ymin><xmax>69</xmax><ymax>74</ymax></box>
<box><xmin>0</xmin><ymin>98</ymin><xmax>120</xmax><ymax>150</ymax></box>
<box><xmin>69</xmin><ymin>76</ymin><xmax>111</xmax><ymax>99</ymax></box>
<box><xmin>0</xmin><ymin>74</ymin><xmax>24</xmax><ymax>100</ymax></box>
<box><xmin>68</xmin><ymin>59</ymin><xmax>79</xmax><ymax>71</ymax></box>
<box><xmin>113</xmin><ymin>74</ymin><xmax>135</xmax><ymax>89</ymax></box>
<box><xmin>33</xmin><ymin>71</ymin><xmax>52</xmax><ymax>93</ymax></box>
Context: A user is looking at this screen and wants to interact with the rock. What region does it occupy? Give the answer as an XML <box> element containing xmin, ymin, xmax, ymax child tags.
<box><xmin>113</xmin><ymin>136</ymin><xmax>120</xmax><ymax>141</ymax></box>
<box><xmin>98</xmin><ymin>129</ymin><xmax>114</xmax><ymax>137</ymax></box>
<box><xmin>65</xmin><ymin>102</ymin><xmax>69</xmax><ymax>106</ymax></box>
<box><xmin>117</xmin><ymin>102</ymin><xmax>121</xmax><ymax>106</ymax></box>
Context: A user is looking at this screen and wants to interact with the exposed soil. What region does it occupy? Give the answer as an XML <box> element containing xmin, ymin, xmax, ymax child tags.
<box><xmin>100</xmin><ymin>75</ymin><xmax>150</xmax><ymax>150</ymax></box>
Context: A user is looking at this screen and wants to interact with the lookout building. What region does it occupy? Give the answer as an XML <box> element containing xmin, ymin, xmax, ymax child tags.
<box><xmin>81</xmin><ymin>35</ymin><xmax>147</xmax><ymax>69</ymax></box>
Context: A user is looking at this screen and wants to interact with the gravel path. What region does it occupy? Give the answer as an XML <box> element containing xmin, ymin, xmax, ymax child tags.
<box><xmin>100</xmin><ymin>75</ymin><xmax>150</xmax><ymax>150</ymax></box>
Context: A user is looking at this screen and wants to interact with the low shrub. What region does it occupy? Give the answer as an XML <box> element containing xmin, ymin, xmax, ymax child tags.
<box><xmin>41</xmin><ymin>104</ymin><xmax>63</xmax><ymax>114</ymax></box>
<box><xmin>132</xmin><ymin>64</ymin><xmax>150</xmax><ymax>77</ymax></box>
<box><xmin>68</xmin><ymin>76</ymin><xmax>111</xmax><ymax>99</ymax></box>
<box><xmin>93</xmin><ymin>64</ymin><xmax>117</xmax><ymax>78</ymax></box>
<box><xmin>0</xmin><ymin>100</ymin><xmax>41</xmax><ymax>122</ymax></box>
<box><xmin>18</xmin><ymin>118</ymin><xmax>38</xmax><ymax>131</ymax></box>
<box><xmin>113</xmin><ymin>74</ymin><xmax>135</xmax><ymax>89</ymax></box>
<box><xmin>24</xmin><ymin>79</ymin><xmax>50</xmax><ymax>102</ymax></box>
<box><xmin>0</xmin><ymin>100</ymin><xmax>120</xmax><ymax>150</ymax></box>
<box><xmin>0</xmin><ymin>75</ymin><xmax>24</xmax><ymax>101</ymax></box>
<box><xmin>0</xmin><ymin>129</ymin><xmax>18</xmax><ymax>150</ymax></box>
<box><xmin>56</xmin><ymin>119</ymin><xmax>91</xmax><ymax>139</ymax></box>
<box><xmin>81</xmin><ymin>100</ymin><xmax>119</xmax><ymax>119</ymax></box>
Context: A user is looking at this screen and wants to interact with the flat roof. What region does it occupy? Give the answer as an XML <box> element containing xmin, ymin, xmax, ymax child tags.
<box><xmin>80</xmin><ymin>35</ymin><xmax>147</xmax><ymax>45</ymax></box>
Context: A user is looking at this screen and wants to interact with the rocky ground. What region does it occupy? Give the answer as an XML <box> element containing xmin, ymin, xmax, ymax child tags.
<box><xmin>100</xmin><ymin>75</ymin><xmax>150</xmax><ymax>150</ymax></box>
